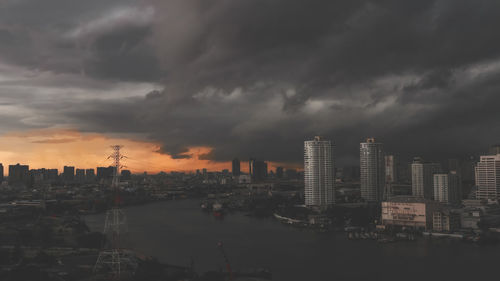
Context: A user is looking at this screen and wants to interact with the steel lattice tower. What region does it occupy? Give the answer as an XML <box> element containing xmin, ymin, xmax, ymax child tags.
<box><xmin>94</xmin><ymin>145</ymin><xmax>135</xmax><ymax>280</ymax></box>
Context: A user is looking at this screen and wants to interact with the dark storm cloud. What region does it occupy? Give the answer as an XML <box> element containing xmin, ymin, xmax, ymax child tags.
<box><xmin>2</xmin><ymin>0</ymin><xmax>500</xmax><ymax>166</ymax></box>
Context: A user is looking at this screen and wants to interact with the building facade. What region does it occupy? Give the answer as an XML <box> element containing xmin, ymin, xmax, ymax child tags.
<box><xmin>433</xmin><ymin>172</ymin><xmax>461</xmax><ymax>205</ymax></box>
<box><xmin>381</xmin><ymin>197</ymin><xmax>439</xmax><ymax>230</ymax></box>
<box><xmin>475</xmin><ymin>154</ymin><xmax>500</xmax><ymax>200</ymax></box>
<box><xmin>360</xmin><ymin>138</ymin><xmax>385</xmax><ymax>202</ymax></box>
<box><xmin>304</xmin><ymin>136</ymin><xmax>335</xmax><ymax>207</ymax></box>
<box><xmin>433</xmin><ymin>210</ymin><xmax>461</xmax><ymax>232</ymax></box>
<box><xmin>411</xmin><ymin>158</ymin><xmax>441</xmax><ymax>199</ymax></box>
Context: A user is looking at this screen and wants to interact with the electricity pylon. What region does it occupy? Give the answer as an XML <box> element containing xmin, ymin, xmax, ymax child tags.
<box><xmin>94</xmin><ymin>145</ymin><xmax>134</xmax><ymax>280</ymax></box>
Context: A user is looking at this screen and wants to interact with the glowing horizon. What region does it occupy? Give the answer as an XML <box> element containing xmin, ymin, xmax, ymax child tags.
<box><xmin>0</xmin><ymin>129</ymin><xmax>299</xmax><ymax>175</ymax></box>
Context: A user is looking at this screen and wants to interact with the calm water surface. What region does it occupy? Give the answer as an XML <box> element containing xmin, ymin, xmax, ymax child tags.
<box><xmin>85</xmin><ymin>199</ymin><xmax>500</xmax><ymax>281</ymax></box>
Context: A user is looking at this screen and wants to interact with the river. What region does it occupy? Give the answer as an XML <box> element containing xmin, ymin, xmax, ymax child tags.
<box><xmin>85</xmin><ymin>199</ymin><xmax>500</xmax><ymax>281</ymax></box>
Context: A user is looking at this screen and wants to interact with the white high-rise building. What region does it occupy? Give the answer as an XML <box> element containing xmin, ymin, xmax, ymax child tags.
<box><xmin>475</xmin><ymin>154</ymin><xmax>500</xmax><ymax>200</ymax></box>
<box><xmin>412</xmin><ymin>157</ymin><xmax>441</xmax><ymax>199</ymax></box>
<box><xmin>360</xmin><ymin>138</ymin><xmax>385</xmax><ymax>202</ymax></box>
<box><xmin>433</xmin><ymin>172</ymin><xmax>461</xmax><ymax>204</ymax></box>
<box><xmin>304</xmin><ymin>136</ymin><xmax>334</xmax><ymax>207</ymax></box>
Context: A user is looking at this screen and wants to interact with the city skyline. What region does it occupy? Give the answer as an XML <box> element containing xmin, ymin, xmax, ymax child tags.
<box><xmin>3</xmin><ymin>1</ymin><xmax>500</xmax><ymax>281</ymax></box>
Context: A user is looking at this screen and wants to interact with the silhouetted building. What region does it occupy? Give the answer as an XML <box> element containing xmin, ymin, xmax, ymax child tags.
<box><xmin>250</xmin><ymin>159</ymin><xmax>268</xmax><ymax>182</ymax></box>
<box><xmin>360</xmin><ymin>138</ymin><xmax>385</xmax><ymax>202</ymax></box>
<box><xmin>304</xmin><ymin>136</ymin><xmax>335</xmax><ymax>207</ymax></box>
<box><xmin>232</xmin><ymin>158</ymin><xmax>241</xmax><ymax>176</ymax></box>
<box><xmin>30</xmin><ymin>169</ymin><xmax>46</xmax><ymax>185</ymax></box>
<box><xmin>47</xmin><ymin>169</ymin><xmax>59</xmax><ymax>182</ymax></box>
<box><xmin>75</xmin><ymin>169</ymin><xmax>85</xmax><ymax>182</ymax></box>
<box><xmin>0</xmin><ymin>163</ymin><xmax>3</xmax><ymax>182</ymax></box>
<box><xmin>411</xmin><ymin>157</ymin><xmax>441</xmax><ymax>199</ymax></box>
<box><xmin>276</xmin><ymin>167</ymin><xmax>284</xmax><ymax>178</ymax></box>
<box><xmin>9</xmin><ymin>163</ymin><xmax>29</xmax><ymax>186</ymax></box>
<box><xmin>97</xmin><ymin>166</ymin><xmax>115</xmax><ymax>181</ymax></box>
<box><xmin>63</xmin><ymin>166</ymin><xmax>75</xmax><ymax>182</ymax></box>
<box><xmin>121</xmin><ymin>169</ymin><xmax>132</xmax><ymax>180</ymax></box>
<box><xmin>86</xmin><ymin>169</ymin><xmax>95</xmax><ymax>181</ymax></box>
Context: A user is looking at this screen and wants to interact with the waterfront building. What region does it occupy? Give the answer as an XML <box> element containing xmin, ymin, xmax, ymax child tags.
<box><xmin>433</xmin><ymin>172</ymin><xmax>461</xmax><ymax>205</ymax></box>
<box><xmin>232</xmin><ymin>158</ymin><xmax>241</xmax><ymax>176</ymax></box>
<box><xmin>475</xmin><ymin>154</ymin><xmax>500</xmax><ymax>200</ymax></box>
<box><xmin>411</xmin><ymin>157</ymin><xmax>441</xmax><ymax>199</ymax></box>
<box><xmin>381</xmin><ymin>196</ymin><xmax>440</xmax><ymax>230</ymax></box>
<box><xmin>433</xmin><ymin>210</ymin><xmax>461</xmax><ymax>232</ymax></box>
<box><xmin>304</xmin><ymin>136</ymin><xmax>335</xmax><ymax>208</ymax></box>
<box><xmin>360</xmin><ymin>138</ymin><xmax>385</xmax><ymax>202</ymax></box>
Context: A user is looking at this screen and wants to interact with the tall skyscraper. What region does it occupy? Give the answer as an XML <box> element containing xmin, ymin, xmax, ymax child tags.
<box><xmin>360</xmin><ymin>138</ymin><xmax>385</xmax><ymax>202</ymax></box>
<box><xmin>304</xmin><ymin>136</ymin><xmax>334</xmax><ymax>207</ymax></box>
<box><xmin>232</xmin><ymin>158</ymin><xmax>241</xmax><ymax>176</ymax></box>
<box><xmin>412</xmin><ymin>157</ymin><xmax>442</xmax><ymax>199</ymax></box>
<box><xmin>475</xmin><ymin>154</ymin><xmax>500</xmax><ymax>200</ymax></box>
<box><xmin>433</xmin><ymin>172</ymin><xmax>461</xmax><ymax>205</ymax></box>
<box><xmin>0</xmin><ymin>163</ymin><xmax>3</xmax><ymax>182</ymax></box>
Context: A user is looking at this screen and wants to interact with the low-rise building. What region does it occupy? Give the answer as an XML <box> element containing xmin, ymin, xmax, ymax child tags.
<box><xmin>381</xmin><ymin>196</ymin><xmax>440</xmax><ymax>230</ymax></box>
<box><xmin>433</xmin><ymin>210</ymin><xmax>461</xmax><ymax>232</ymax></box>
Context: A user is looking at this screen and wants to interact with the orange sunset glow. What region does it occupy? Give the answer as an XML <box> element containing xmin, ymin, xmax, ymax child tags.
<box><xmin>0</xmin><ymin>129</ymin><xmax>232</xmax><ymax>174</ymax></box>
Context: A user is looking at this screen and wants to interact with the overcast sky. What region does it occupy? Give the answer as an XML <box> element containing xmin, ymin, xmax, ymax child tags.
<box><xmin>1</xmin><ymin>0</ymin><xmax>500</xmax><ymax>167</ymax></box>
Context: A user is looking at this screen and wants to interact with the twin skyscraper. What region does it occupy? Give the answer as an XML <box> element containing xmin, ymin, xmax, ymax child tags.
<box><xmin>304</xmin><ymin>136</ymin><xmax>387</xmax><ymax>208</ymax></box>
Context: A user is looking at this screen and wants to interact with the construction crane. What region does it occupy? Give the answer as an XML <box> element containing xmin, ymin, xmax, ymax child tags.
<box><xmin>217</xmin><ymin>241</ymin><xmax>233</xmax><ymax>281</ymax></box>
